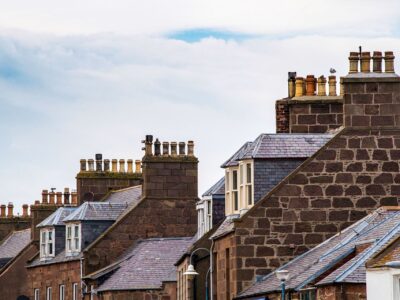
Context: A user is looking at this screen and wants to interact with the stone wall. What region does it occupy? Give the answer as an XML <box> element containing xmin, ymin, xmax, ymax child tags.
<box><xmin>289</xmin><ymin>100</ymin><xmax>343</xmax><ymax>133</ymax></box>
<box><xmin>214</xmin><ymin>233</ymin><xmax>236</xmax><ymax>300</ymax></box>
<box><xmin>84</xmin><ymin>149</ymin><xmax>199</xmax><ymax>275</ymax></box>
<box><xmin>0</xmin><ymin>243</ymin><xmax>38</xmax><ymax>300</ymax></box>
<box><xmin>317</xmin><ymin>284</ymin><xmax>366</xmax><ymax>300</ymax></box>
<box><xmin>0</xmin><ymin>217</ymin><xmax>31</xmax><ymax>242</ymax></box>
<box><xmin>276</xmin><ymin>100</ymin><xmax>290</xmax><ymax>133</ymax></box>
<box><xmin>27</xmin><ymin>260</ymin><xmax>81</xmax><ymax>300</ymax></box>
<box><xmin>98</xmin><ymin>282</ymin><xmax>177</xmax><ymax>300</ymax></box>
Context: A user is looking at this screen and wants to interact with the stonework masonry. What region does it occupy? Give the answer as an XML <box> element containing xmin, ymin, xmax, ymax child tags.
<box><xmin>214</xmin><ymin>53</ymin><xmax>400</xmax><ymax>299</ymax></box>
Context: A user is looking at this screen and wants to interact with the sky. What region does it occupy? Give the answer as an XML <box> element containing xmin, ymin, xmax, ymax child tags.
<box><xmin>0</xmin><ymin>0</ymin><xmax>400</xmax><ymax>212</ymax></box>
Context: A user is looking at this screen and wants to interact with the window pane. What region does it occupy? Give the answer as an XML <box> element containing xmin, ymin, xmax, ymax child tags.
<box><xmin>74</xmin><ymin>226</ymin><xmax>79</xmax><ymax>238</ymax></box>
<box><xmin>246</xmin><ymin>164</ymin><xmax>251</xmax><ymax>183</ymax></box>
<box><xmin>49</xmin><ymin>243</ymin><xmax>53</xmax><ymax>255</ymax></box>
<box><xmin>234</xmin><ymin>192</ymin><xmax>238</xmax><ymax>211</ymax></box>
<box><xmin>239</xmin><ymin>165</ymin><xmax>243</xmax><ymax>184</ymax></box>
<box><xmin>247</xmin><ymin>185</ymin><xmax>253</xmax><ymax>205</ymax></box>
<box><xmin>48</xmin><ymin>231</ymin><xmax>52</xmax><ymax>241</ymax></box>
<box><xmin>232</xmin><ymin>171</ymin><xmax>238</xmax><ymax>190</ymax></box>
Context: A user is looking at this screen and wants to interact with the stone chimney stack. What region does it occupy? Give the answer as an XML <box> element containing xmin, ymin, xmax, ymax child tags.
<box><xmin>141</xmin><ymin>135</ymin><xmax>198</xmax><ymax>199</ymax></box>
<box><xmin>76</xmin><ymin>153</ymin><xmax>143</xmax><ymax>203</ymax></box>
<box><xmin>344</xmin><ymin>49</ymin><xmax>399</xmax><ymax>128</ymax></box>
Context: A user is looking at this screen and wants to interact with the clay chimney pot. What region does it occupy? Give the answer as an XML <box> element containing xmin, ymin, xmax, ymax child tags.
<box><xmin>360</xmin><ymin>52</ymin><xmax>371</xmax><ymax>73</ymax></box>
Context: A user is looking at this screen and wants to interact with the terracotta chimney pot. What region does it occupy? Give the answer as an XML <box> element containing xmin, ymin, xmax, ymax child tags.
<box><xmin>127</xmin><ymin>159</ymin><xmax>133</xmax><ymax>173</ymax></box>
<box><xmin>0</xmin><ymin>205</ymin><xmax>6</xmax><ymax>217</ymax></box>
<box><xmin>328</xmin><ymin>76</ymin><xmax>337</xmax><ymax>96</ymax></box>
<box><xmin>111</xmin><ymin>159</ymin><xmax>118</xmax><ymax>172</ymax></box>
<box><xmin>295</xmin><ymin>77</ymin><xmax>304</xmax><ymax>97</ymax></box>
<box><xmin>305</xmin><ymin>75</ymin><xmax>316</xmax><ymax>96</ymax></box>
<box><xmin>22</xmin><ymin>204</ymin><xmax>29</xmax><ymax>217</ymax></box>
<box><xmin>372</xmin><ymin>51</ymin><xmax>383</xmax><ymax>73</ymax></box>
<box><xmin>135</xmin><ymin>160</ymin><xmax>141</xmax><ymax>173</ymax></box>
<box><xmin>317</xmin><ymin>76</ymin><xmax>327</xmax><ymax>96</ymax></box>
<box><xmin>7</xmin><ymin>202</ymin><xmax>13</xmax><ymax>218</ymax></box>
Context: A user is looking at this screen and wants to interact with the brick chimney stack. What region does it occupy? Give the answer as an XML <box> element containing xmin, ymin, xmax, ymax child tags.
<box><xmin>22</xmin><ymin>204</ymin><xmax>29</xmax><ymax>217</ymax></box>
<box><xmin>0</xmin><ymin>205</ymin><xmax>5</xmax><ymax>217</ymax></box>
<box><xmin>343</xmin><ymin>50</ymin><xmax>400</xmax><ymax>128</ymax></box>
<box><xmin>141</xmin><ymin>135</ymin><xmax>198</xmax><ymax>199</ymax></box>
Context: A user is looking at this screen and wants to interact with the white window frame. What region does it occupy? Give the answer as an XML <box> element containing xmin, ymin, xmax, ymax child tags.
<box><xmin>65</xmin><ymin>223</ymin><xmax>81</xmax><ymax>256</ymax></box>
<box><xmin>394</xmin><ymin>274</ymin><xmax>400</xmax><ymax>300</ymax></box>
<box><xmin>46</xmin><ymin>287</ymin><xmax>52</xmax><ymax>300</ymax></box>
<box><xmin>232</xmin><ymin>169</ymin><xmax>239</xmax><ymax>213</ymax></box>
<box><xmin>72</xmin><ymin>283</ymin><xmax>78</xmax><ymax>300</ymax></box>
<box><xmin>40</xmin><ymin>228</ymin><xmax>55</xmax><ymax>260</ymax></box>
<box><xmin>59</xmin><ymin>285</ymin><xmax>65</xmax><ymax>300</ymax></box>
<box><xmin>206</xmin><ymin>198</ymin><xmax>212</xmax><ymax>231</ymax></box>
<box><xmin>34</xmin><ymin>288</ymin><xmax>40</xmax><ymax>300</ymax></box>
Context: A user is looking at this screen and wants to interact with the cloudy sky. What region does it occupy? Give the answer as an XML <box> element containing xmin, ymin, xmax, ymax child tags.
<box><xmin>1</xmin><ymin>0</ymin><xmax>400</xmax><ymax>211</ymax></box>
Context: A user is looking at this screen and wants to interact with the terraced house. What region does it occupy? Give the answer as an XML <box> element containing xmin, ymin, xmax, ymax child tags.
<box><xmin>0</xmin><ymin>49</ymin><xmax>399</xmax><ymax>300</ymax></box>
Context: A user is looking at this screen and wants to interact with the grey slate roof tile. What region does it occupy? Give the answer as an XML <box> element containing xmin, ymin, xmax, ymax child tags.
<box><xmin>202</xmin><ymin>177</ymin><xmax>225</xmax><ymax>197</ymax></box>
<box><xmin>97</xmin><ymin>237</ymin><xmax>193</xmax><ymax>292</ymax></box>
<box><xmin>104</xmin><ymin>185</ymin><xmax>142</xmax><ymax>205</ymax></box>
<box><xmin>237</xmin><ymin>208</ymin><xmax>400</xmax><ymax>298</ymax></box>
<box><xmin>37</xmin><ymin>207</ymin><xmax>77</xmax><ymax>228</ymax></box>
<box><xmin>0</xmin><ymin>228</ymin><xmax>31</xmax><ymax>261</ymax></box>
<box><xmin>63</xmin><ymin>202</ymin><xmax>129</xmax><ymax>222</ymax></box>
<box><xmin>210</xmin><ymin>214</ymin><xmax>240</xmax><ymax>239</ymax></box>
<box><xmin>28</xmin><ymin>250</ymin><xmax>81</xmax><ymax>268</ymax></box>
<box><xmin>221</xmin><ymin>134</ymin><xmax>332</xmax><ymax>168</ymax></box>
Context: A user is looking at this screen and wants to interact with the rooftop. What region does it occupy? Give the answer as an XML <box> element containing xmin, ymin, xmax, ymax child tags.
<box><xmin>37</xmin><ymin>207</ymin><xmax>77</xmax><ymax>228</ymax></box>
<box><xmin>237</xmin><ymin>207</ymin><xmax>400</xmax><ymax>298</ymax></box>
<box><xmin>103</xmin><ymin>185</ymin><xmax>142</xmax><ymax>205</ymax></box>
<box><xmin>63</xmin><ymin>202</ymin><xmax>129</xmax><ymax>222</ymax></box>
<box><xmin>202</xmin><ymin>177</ymin><xmax>225</xmax><ymax>197</ymax></box>
<box><xmin>96</xmin><ymin>237</ymin><xmax>193</xmax><ymax>292</ymax></box>
<box><xmin>221</xmin><ymin>133</ymin><xmax>332</xmax><ymax>168</ymax></box>
<box><xmin>0</xmin><ymin>228</ymin><xmax>31</xmax><ymax>268</ymax></box>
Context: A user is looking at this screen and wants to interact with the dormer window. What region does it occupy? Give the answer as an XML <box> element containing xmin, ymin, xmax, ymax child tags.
<box><xmin>40</xmin><ymin>228</ymin><xmax>55</xmax><ymax>260</ymax></box>
<box><xmin>225</xmin><ymin>160</ymin><xmax>254</xmax><ymax>215</ymax></box>
<box><xmin>66</xmin><ymin>223</ymin><xmax>81</xmax><ymax>256</ymax></box>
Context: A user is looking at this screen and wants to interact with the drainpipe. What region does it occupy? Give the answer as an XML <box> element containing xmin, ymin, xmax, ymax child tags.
<box><xmin>80</xmin><ymin>257</ymin><xmax>88</xmax><ymax>299</ymax></box>
<box><xmin>210</xmin><ymin>239</ymin><xmax>214</xmax><ymax>300</ymax></box>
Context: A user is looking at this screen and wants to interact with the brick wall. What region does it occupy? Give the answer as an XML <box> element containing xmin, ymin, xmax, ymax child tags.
<box><xmin>0</xmin><ymin>243</ymin><xmax>38</xmax><ymax>300</ymax></box>
<box><xmin>253</xmin><ymin>159</ymin><xmax>305</xmax><ymax>203</ymax></box>
<box><xmin>27</xmin><ymin>260</ymin><xmax>81</xmax><ymax>300</ymax></box>
<box><xmin>276</xmin><ymin>100</ymin><xmax>290</xmax><ymax>133</ymax></box>
<box><xmin>289</xmin><ymin>100</ymin><xmax>343</xmax><ymax>133</ymax></box>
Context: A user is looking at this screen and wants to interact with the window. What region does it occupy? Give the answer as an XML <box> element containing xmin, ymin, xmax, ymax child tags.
<box><xmin>34</xmin><ymin>289</ymin><xmax>40</xmax><ymax>300</ymax></box>
<box><xmin>40</xmin><ymin>229</ymin><xmax>55</xmax><ymax>260</ymax></box>
<box><xmin>246</xmin><ymin>163</ymin><xmax>253</xmax><ymax>205</ymax></box>
<box><xmin>46</xmin><ymin>287</ymin><xmax>52</xmax><ymax>300</ymax></box>
<box><xmin>66</xmin><ymin>223</ymin><xmax>81</xmax><ymax>256</ymax></box>
<box><xmin>72</xmin><ymin>283</ymin><xmax>78</xmax><ymax>300</ymax></box>
<box><xmin>232</xmin><ymin>170</ymin><xmax>238</xmax><ymax>211</ymax></box>
<box><xmin>59</xmin><ymin>285</ymin><xmax>64</xmax><ymax>300</ymax></box>
<box><xmin>207</xmin><ymin>199</ymin><xmax>212</xmax><ymax>229</ymax></box>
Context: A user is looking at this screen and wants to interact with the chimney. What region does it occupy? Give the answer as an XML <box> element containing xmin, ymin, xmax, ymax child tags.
<box><xmin>56</xmin><ymin>192</ymin><xmax>63</xmax><ymax>205</ymax></box>
<box><xmin>111</xmin><ymin>159</ymin><xmax>118</xmax><ymax>172</ymax></box>
<box><xmin>141</xmin><ymin>136</ymin><xmax>198</xmax><ymax>199</ymax></box>
<box><xmin>288</xmin><ymin>72</ymin><xmax>296</xmax><ymax>98</ymax></box>
<box><xmin>385</xmin><ymin>51</ymin><xmax>395</xmax><ymax>73</ymax></box>
<box><xmin>127</xmin><ymin>159</ymin><xmax>133</xmax><ymax>173</ymax></box>
<box><xmin>162</xmin><ymin>142</ymin><xmax>169</xmax><ymax>156</ymax></box>
<box><xmin>135</xmin><ymin>160</ymin><xmax>141</xmax><ymax>173</ymax></box>
<box><xmin>7</xmin><ymin>202</ymin><xmax>13</xmax><ymax>218</ymax></box>
<box><xmin>64</xmin><ymin>188</ymin><xmax>70</xmax><ymax>205</ymax></box>
<box><xmin>22</xmin><ymin>204</ymin><xmax>29</xmax><ymax>217</ymax></box>
<box><xmin>76</xmin><ymin>154</ymin><xmax>143</xmax><ymax>203</ymax></box>
<box><xmin>0</xmin><ymin>205</ymin><xmax>6</xmax><ymax>217</ymax></box>
<box><xmin>71</xmin><ymin>191</ymin><xmax>78</xmax><ymax>205</ymax></box>
<box><xmin>317</xmin><ymin>76</ymin><xmax>327</xmax><ymax>96</ymax></box>
<box><xmin>295</xmin><ymin>77</ymin><xmax>305</xmax><ymax>97</ymax></box>
<box><xmin>144</xmin><ymin>135</ymin><xmax>153</xmax><ymax>156</ymax></box>
<box><xmin>80</xmin><ymin>159</ymin><xmax>87</xmax><ymax>171</ymax></box>
<box><xmin>343</xmin><ymin>50</ymin><xmax>400</xmax><ymax>128</ymax></box>
<box><xmin>49</xmin><ymin>190</ymin><xmax>55</xmax><ymax>204</ymax></box>
<box><xmin>372</xmin><ymin>51</ymin><xmax>383</xmax><ymax>73</ymax></box>
<box><xmin>42</xmin><ymin>189</ymin><xmax>49</xmax><ymax>204</ymax></box>
<box><xmin>328</xmin><ymin>76</ymin><xmax>337</xmax><ymax>96</ymax></box>
<box><xmin>305</xmin><ymin>75</ymin><xmax>316</xmax><ymax>96</ymax></box>
<box><xmin>360</xmin><ymin>52</ymin><xmax>371</xmax><ymax>73</ymax></box>
<box><xmin>95</xmin><ymin>153</ymin><xmax>103</xmax><ymax>172</ymax></box>
<box><xmin>349</xmin><ymin>52</ymin><xmax>359</xmax><ymax>73</ymax></box>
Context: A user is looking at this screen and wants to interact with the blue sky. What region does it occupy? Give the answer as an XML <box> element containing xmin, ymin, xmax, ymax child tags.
<box><xmin>0</xmin><ymin>0</ymin><xmax>400</xmax><ymax>212</ymax></box>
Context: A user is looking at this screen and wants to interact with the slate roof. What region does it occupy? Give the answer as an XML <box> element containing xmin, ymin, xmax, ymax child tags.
<box><xmin>37</xmin><ymin>207</ymin><xmax>77</xmax><ymax>228</ymax></box>
<box><xmin>104</xmin><ymin>185</ymin><xmax>142</xmax><ymax>205</ymax></box>
<box><xmin>0</xmin><ymin>228</ymin><xmax>31</xmax><ymax>266</ymax></box>
<box><xmin>237</xmin><ymin>207</ymin><xmax>400</xmax><ymax>298</ymax></box>
<box><xmin>221</xmin><ymin>134</ymin><xmax>332</xmax><ymax>168</ymax></box>
<box><xmin>210</xmin><ymin>214</ymin><xmax>240</xmax><ymax>240</ymax></box>
<box><xmin>202</xmin><ymin>177</ymin><xmax>225</xmax><ymax>197</ymax></box>
<box><xmin>367</xmin><ymin>237</ymin><xmax>400</xmax><ymax>268</ymax></box>
<box><xmin>28</xmin><ymin>250</ymin><xmax>82</xmax><ymax>268</ymax></box>
<box><xmin>96</xmin><ymin>237</ymin><xmax>193</xmax><ymax>292</ymax></box>
<box><xmin>63</xmin><ymin>202</ymin><xmax>128</xmax><ymax>222</ymax></box>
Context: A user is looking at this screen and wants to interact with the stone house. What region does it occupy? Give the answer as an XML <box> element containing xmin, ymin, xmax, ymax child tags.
<box><xmin>236</xmin><ymin>206</ymin><xmax>400</xmax><ymax>299</ymax></box>
<box><xmin>209</xmin><ymin>50</ymin><xmax>400</xmax><ymax>299</ymax></box>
